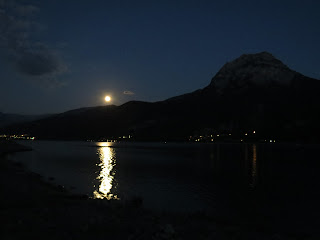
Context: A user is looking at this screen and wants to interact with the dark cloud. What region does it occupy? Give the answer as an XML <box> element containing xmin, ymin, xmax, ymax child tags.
<box><xmin>16</xmin><ymin>45</ymin><xmax>62</xmax><ymax>76</ymax></box>
<box><xmin>0</xmin><ymin>0</ymin><xmax>67</xmax><ymax>83</ymax></box>
<box><xmin>123</xmin><ymin>90</ymin><xmax>135</xmax><ymax>95</ymax></box>
<box><xmin>14</xmin><ymin>4</ymin><xmax>38</xmax><ymax>16</ymax></box>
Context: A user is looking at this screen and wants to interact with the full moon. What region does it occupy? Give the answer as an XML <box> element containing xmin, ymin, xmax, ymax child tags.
<box><xmin>105</xmin><ymin>96</ymin><xmax>111</xmax><ymax>102</ymax></box>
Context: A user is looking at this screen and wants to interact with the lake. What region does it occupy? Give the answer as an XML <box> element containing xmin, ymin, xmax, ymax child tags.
<box><xmin>6</xmin><ymin>140</ymin><xmax>320</xmax><ymax>230</ymax></box>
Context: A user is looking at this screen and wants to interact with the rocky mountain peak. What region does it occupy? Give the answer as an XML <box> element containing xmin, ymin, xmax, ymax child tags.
<box><xmin>210</xmin><ymin>52</ymin><xmax>296</xmax><ymax>89</ymax></box>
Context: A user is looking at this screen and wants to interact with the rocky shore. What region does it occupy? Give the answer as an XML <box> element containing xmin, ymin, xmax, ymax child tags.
<box><xmin>0</xmin><ymin>140</ymin><xmax>318</xmax><ymax>239</ymax></box>
<box><xmin>0</xmin><ymin>140</ymin><xmax>32</xmax><ymax>155</ymax></box>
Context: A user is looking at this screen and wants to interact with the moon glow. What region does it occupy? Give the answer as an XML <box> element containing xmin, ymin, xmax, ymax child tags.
<box><xmin>105</xmin><ymin>96</ymin><xmax>111</xmax><ymax>102</ymax></box>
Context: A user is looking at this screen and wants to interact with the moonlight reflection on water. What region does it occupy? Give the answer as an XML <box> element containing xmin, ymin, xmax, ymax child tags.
<box><xmin>93</xmin><ymin>143</ymin><xmax>117</xmax><ymax>199</ymax></box>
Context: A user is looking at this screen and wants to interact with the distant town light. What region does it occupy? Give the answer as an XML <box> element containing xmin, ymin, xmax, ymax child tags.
<box><xmin>253</xmin><ymin>130</ymin><xmax>256</xmax><ymax>134</ymax></box>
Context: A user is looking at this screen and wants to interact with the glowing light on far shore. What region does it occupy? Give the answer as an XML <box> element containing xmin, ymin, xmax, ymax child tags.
<box><xmin>105</xmin><ymin>96</ymin><xmax>111</xmax><ymax>102</ymax></box>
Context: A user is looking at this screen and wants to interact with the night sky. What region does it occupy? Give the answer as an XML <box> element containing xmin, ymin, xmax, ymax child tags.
<box><xmin>1</xmin><ymin>0</ymin><xmax>319</xmax><ymax>114</ymax></box>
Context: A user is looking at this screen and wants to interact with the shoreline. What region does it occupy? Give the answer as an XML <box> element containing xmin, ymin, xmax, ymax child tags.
<box><xmin>1</xmin><ymin>140</ymin><xmax>318</xmax><ymax>239</ymax></box>
<box><xmin>0</xmin><ymin>142</ymin><xmax>166</xmax><ymax>239</ymax></box>
<box><xmin>0</xmin><ymin>140</ymin><xmax>33</xmax><ymax>155</ymax></box>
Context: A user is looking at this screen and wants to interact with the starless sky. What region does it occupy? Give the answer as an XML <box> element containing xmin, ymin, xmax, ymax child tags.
<box><xmin>0</xmin><ymin>0</ymin><xmax>319</xmax><ymax>114</ymax></box>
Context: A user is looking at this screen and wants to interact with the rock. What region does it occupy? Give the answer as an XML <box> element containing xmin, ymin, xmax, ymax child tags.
<box><xmin>67</xmin><ymin>194</ymin><xmax>89</xmax><ymax>200</ymax></box>
<box><xmin>271</xmin><ymin>233</ymin><xmax>283</xmax><ymax>240</ymax></box>
<box><xmin>223</xmin><ymin>225</ymin><xmax>240</xmax><ymax>233</ymax></box>
<box><xmin>127</xmin><ymin>196</ymin><xmax>143</xmax><ymax>208</ymax></box>
<box><xmin>89</xmin><ymin>217</ymin><xmax>96</xmax><ymax>225</ymax></box>
<box><xmin>82</xmin><ymin>224</ymin><xmax>89</xmax><ymax>232</ymax></box>
<box><xmin>31</xmin><ymin>172</ymin><xmax>43</xmax><ymax>179</ymax></box>
<box><xmin>57</xmin><ymin>185</ymin><xmax>65</xmax><ymax>191</ymax></box>
<box><xmin>163</xmin><ymin>224</ymin><xmax>175</xmax><ymax>235</ymax></box>
<box><xmin>151</xmin><ymin>224</ymin><xmax>176</xmax><ymax>240</ymax></box>
<box><xmin>208</xmin><ymin>224</ymin><xmax>217</xmax><ymax>232</ymax></box>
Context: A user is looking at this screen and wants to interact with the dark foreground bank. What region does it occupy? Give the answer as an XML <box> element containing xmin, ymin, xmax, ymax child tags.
<box><xmin>0</xmin><ymin>141</ymin><xmax>319</xmax><ymax>240</ymax></box>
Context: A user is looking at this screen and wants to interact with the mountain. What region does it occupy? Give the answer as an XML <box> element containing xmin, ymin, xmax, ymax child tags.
<box><xmin>0</xmin><ymin>112</ymin><xmax>52</xmax><ymax>128</ymax></box>
<box><xmin>2</xmin><ymin>52</ymin><xmax>320</xmax><ymax>142</ymax></box>
<box><xmin>210</xmin><ymin>51</ymin><xmax>295</xmax><ymax>89</ymax></box>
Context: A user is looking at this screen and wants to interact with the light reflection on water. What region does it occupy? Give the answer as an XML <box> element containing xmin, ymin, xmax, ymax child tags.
<box><xmin>11</xmin><ymin>140</ymin><xmax>320</xmax><ymax>223</ymax></box>
<box><xmin>251</xmin><ymin>144</ymin><xmax>257</xmax><ymax>188</ymax></box>
<box><xmin>93</xmin><ymin>142</ymin><xmax>118</xmax><ymax>199</ymax></box>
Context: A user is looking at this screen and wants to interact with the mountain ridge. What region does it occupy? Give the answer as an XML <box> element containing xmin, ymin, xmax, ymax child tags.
<box><xmin>0</xmin><ymin>112</ymin><xmax>53</xmax><ymax>128</ymax></box>
<box><xmin>2</xmin><ymin>52</ymin><xmax>320</xmax><ymax>142</ymax></box>
<box><xmin>209</xmin><ymin>52</ymin><xmax>298</xmax><ymax>90</ymax></box>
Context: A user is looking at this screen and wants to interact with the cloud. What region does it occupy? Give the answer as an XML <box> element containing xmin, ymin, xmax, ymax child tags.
<box><xmin>123</xmin><ymin>90</ymin><xmax>135</xmax><ymax>95</ymax></box>
<box><xmin>16</xmin><ymin>44</ymin><xmax>65</xmax><ymax>76</ymax></box>
<box><xmin>15</xmin><ymin>4</ymin><xmax>39</xmax><ymax>16</ymax></box>
<box><xmin>0</xmin><ymin>0</ymin><xmax>67</xmax><ymax>85</ymax></box>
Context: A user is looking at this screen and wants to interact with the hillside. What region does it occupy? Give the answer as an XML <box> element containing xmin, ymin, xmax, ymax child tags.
<box><xmin>2</xmin><ymin>52</ymin><xmax>320</xmax><ymax>142</ymax></box>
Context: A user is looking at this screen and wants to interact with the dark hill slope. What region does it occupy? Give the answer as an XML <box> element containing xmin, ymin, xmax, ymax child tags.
<box><xmin>3</xmin><ymin>52</ymin><xmax>320</xmax><ymax>142</ymax></box>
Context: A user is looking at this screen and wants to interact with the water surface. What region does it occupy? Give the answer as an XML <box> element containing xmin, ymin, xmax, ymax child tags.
<box><xmin>8</xmin><ymin>140</ymin><xmax>320</xmax><ymax>230</ymax></box>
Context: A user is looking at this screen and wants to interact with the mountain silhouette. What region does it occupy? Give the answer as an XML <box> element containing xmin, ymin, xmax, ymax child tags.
<box><xmin>0</xmin><ymin>112</ymin><xmax>52</xmax><ymax>128</ymax></box>
<box><xmin>2</xmin><ymin>52</ymin><xmax>320</xmax><ymax>142</ymax></box>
